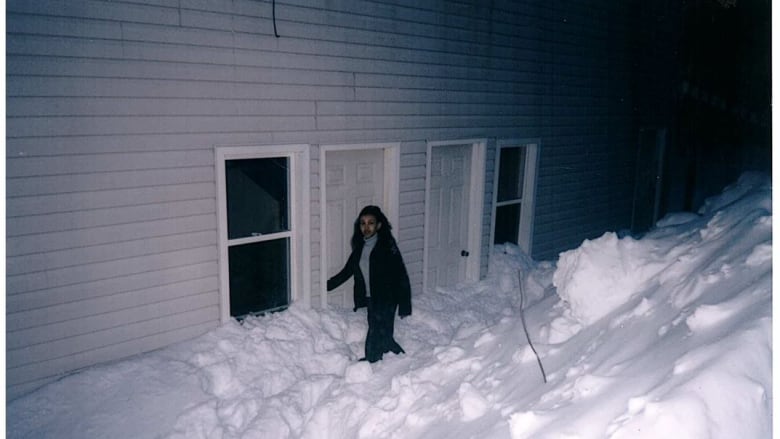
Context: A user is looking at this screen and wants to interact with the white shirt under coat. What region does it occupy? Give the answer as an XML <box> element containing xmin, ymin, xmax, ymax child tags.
<box><xmin>359</xmin><ymin>234</ymin><xmax>378</xmax><ymax>297</ymax></box>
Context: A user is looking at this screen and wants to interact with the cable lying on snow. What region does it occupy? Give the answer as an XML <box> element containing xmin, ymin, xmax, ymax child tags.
<box><xmin>518</xmin><ymin>270</ymin><xmax>547</xmax><ymax>383</ymax></box>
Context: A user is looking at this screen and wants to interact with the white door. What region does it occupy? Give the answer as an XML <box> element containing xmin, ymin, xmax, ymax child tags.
<box><xmin>325</xmin><ymin>149</ymin><xmax>384</xmax><ymax>307</ymax></box>
<box><xmin>426</xmin><ymin>144</ymin><xmax>472</xmax><ymax>289</ymax></box>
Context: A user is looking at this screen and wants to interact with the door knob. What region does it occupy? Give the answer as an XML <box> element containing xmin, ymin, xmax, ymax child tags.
<box><xmin>461</xmin><ymin>250</ymin><xmax>470</xmax><ymax>257</ymax></box>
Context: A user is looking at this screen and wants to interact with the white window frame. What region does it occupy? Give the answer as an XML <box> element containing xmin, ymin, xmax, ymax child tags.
<box><xmin>319</xmin><ymin>142</ymin><xmax>401</xmax><ymax>308</ymax></box>
<box><xmin>423</xmin><ymin>138</ymin><xmax>487</xmax><ymax>292</ymax></box>
<box><xmin>215</xmin><ymin>144</ymin><xmax>311</xmax><ymax>323</ymax></box>
<box><xmin>490</xmin><ymin>139</ymin><xmax>540</xmax><ymax>255</ymax></box>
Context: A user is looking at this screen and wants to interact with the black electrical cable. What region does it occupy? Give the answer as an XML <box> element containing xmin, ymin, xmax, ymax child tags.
<box><xmin>518</xmin><ymin>271</ymin><xmax>547</xmax><ymax>383</ymax></box>
<box><xmin>272</xmin><ymin>0</ymin><xmax>280</xmax><ymax>37</ymax></box>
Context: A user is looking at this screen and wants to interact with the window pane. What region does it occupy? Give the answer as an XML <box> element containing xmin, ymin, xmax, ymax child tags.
<box><xmin>229</xmin><ymin>238</ymin><xmax>290</xmax><ymax>317</ymax></box>
<box><xmin>494</xmin><ymin>203</ymin><xmax>521</xmax><ymax>245</ymax></box>
<box><xmin>497</xmin><ymin>147</ymin><xmax>526</xmax><ymax>202</ymax></box>
<box><xmin>226</xmin><ymin>157</ymin><xmax>289</xmax><ymax>239</ymax></box>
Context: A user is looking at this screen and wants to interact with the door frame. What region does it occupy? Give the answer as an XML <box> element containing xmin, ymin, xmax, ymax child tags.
<box><xmin>423</xmin><ymin>139</ymin><xmax>487</xmax><ymax>292</ymax></box>
<box><xmin>489</xmin><ymin>138</ymin><xmax>540</xmax><ymax>255</ymax></box>
<box><xmin>215</xmin><ymin>144</ymin><xmax>311</xmax><ymax>323</ymax></box>
<box><xmin>319</xmin><ymin>142</ymin><xmax>401</xmax><ymax>308</ymax></box>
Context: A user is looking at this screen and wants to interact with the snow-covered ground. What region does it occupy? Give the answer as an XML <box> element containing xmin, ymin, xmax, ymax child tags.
<box><xmin>7</xmin><ymin>172</ymin><xmax>772</xmax><ymax>438</ymax></box>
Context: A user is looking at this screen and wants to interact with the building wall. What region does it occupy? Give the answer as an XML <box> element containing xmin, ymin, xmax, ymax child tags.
<box><xmin>6</xmin><ymin>0</ymin><xmax>669</xmax><ymax>399</ymax></box>
<box><xmin>531</xmin><ymin>2</ymin><xmax>641</xmax><ymax>257</ymax></box>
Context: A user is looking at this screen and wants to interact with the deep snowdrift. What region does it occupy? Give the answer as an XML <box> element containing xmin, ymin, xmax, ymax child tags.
<box><xmin>7</xmin><ymin>172</ymin><xmax>772</xmax><ymax>438</ymax></box>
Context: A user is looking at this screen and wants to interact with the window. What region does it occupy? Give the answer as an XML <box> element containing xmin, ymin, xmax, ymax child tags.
<box><xmin>491</xmin><ymin>140</ymin><xmax>539</xmax><ymax>254</ymax></box>
<box><xmin>216</xmin><ymin>145</ymin><xmax>310</xmax><ymax>321</ymax></box>
<box><xmin>225</xmin><ymin>157</ymin><xmax>291</xmax><ymax>316</ymax></box>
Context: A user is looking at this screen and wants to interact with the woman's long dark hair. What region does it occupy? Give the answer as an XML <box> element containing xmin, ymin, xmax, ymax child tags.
<box><xmin>350</xmin><ymin>205</ymin><xmax>394</xmax><ymax>250</ymax></box>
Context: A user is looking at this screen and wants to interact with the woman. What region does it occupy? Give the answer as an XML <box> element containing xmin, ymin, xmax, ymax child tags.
<box><xmin>327</xmin><ymin>205</ymin><xmax>412</xmax><ymax>362</ymax></box>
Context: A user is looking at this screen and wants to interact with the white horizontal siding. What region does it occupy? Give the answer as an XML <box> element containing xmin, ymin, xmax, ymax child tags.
<box><xmin>529</xmin><ymin>0</ymin><xmax>640</xmax><ymax>259</ymax></box>
<box><xmin>8</xmin><ymin>276</ymin><xmax>219</xmax><ymax>331</ymax></box>
<box><xmin>8</xmin><ymin>292</ymin><xmax>217</xmax><ymax>354</ymax></box>
<box><xmin>8</xmin><ymin>0</ymin><xmax>180</xmax><ymax>23</ymax></box>
<box><xmin>6</xmin><ymin>0</ymin><xmax>653</xmax><ymax>399</ymax></box>
<box><xmin>7</xmin><ymin>199</ymin><xmax>215</xmax><ymax>237</ymax></box>
<box><xmin>7</xmin><ymin>214</ymin><xmax>215</xmax><ymax>256</ymax></box>
<box><xmin>8</xmin><ymin>245</ymin><xmax>216</xmax><ymax>296</ymax></box>
<box><xmin>7</xmin><ymin>151</ymin><xmax>213</xmax><ymax>178</ymax></box>
<box><xmin>8</xmin><ymin>262</ymin><xmax>218</xmax><ymax>313</ymax></box>
<box><xmin>8</xmin><ymin>229</ymin><xmax>216</xmax><ymax>277</ymax></box>
<box><xmin>8</xmin><ymin>115</ymin><xmax>317</xmax><ymax>137</ymax></box>
<box><xmin>7</xmin><ymin>95</ymin><xmax>317</xmax><ymax>118</ymax></box>
<box><xmin>6</xmin><ymin>166</ymin><xmax>214</xmax><ymax>196</ymax></box>
<box><xmin>8</xmin><ymin>76</ymin><xmax>355</xmax><ymax>101</ymax></box>
<box><xmin>397</xmin><ymin>136</ymin><xmax>425</xmax><ymax>295</ymax></box>
<box><xmin>8</xmin><ymin>315</ymin><xmax>217</xmax><ymax>396</ymax></box>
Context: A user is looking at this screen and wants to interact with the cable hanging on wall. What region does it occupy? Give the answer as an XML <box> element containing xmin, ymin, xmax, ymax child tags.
<box><xmin>272</xmin><ymin>0</ymin><xmax>280</xmax><ymax>37</ymax></box>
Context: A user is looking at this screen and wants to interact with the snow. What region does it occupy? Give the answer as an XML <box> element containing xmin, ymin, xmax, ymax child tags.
<box><xmin>7</xmin><ymin>172</ymin><xmax>773</xmax><ymax>438</ymax></box>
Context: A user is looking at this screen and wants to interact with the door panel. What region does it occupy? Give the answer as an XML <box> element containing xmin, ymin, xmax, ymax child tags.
<box><xmin>426</xmin><ymin>144</ymin><xmax>471</xmax><ymax>289</ymax></box>
<box><xmin>326</xmin><ymin>198</ymin><xmax>348</xmax><ymax>287</ymax></box>
<box><xmin>325</xmin><ymin>149</ymin><xmax>384</xmax><ymax>307</ymax></box>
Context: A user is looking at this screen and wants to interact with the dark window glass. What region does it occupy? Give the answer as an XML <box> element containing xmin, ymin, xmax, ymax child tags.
<box><xmin>228</xmin><ymin>239</ymin><xmax>290</xmax><ymax>317</ymax></box>
<box><xmin>497</xmin><ymin>147</ymin><xmax>526</xmax><ymax>202</ymax></box>
<box><xmin>494</xmin><ymin>204</ymin><xmax>521</xmax><ymax>245</ymax></box>
<box><xmin>226</xmin><ymin>157</ymin><xmax>289</xmax><ymax>239</ymax></box>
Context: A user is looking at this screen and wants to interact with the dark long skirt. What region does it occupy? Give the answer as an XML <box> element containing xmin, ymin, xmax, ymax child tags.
<box><xmin>365</xmin><ymin>298</ymin><xmax>405</xmax><ymax>362</ymax></box>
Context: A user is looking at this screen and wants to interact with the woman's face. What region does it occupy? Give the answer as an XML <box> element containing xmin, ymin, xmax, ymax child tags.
<box><xmin>359</xmin><ymin>214</ymin><xmax>381</xmax><ymax>239</ymax></box>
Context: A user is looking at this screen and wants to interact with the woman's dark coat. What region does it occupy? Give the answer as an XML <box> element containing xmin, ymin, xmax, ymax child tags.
<box><xmin>327</xmin><ymin>235</ymin><xmax>412</xmax><ymax>317</ymax></box>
